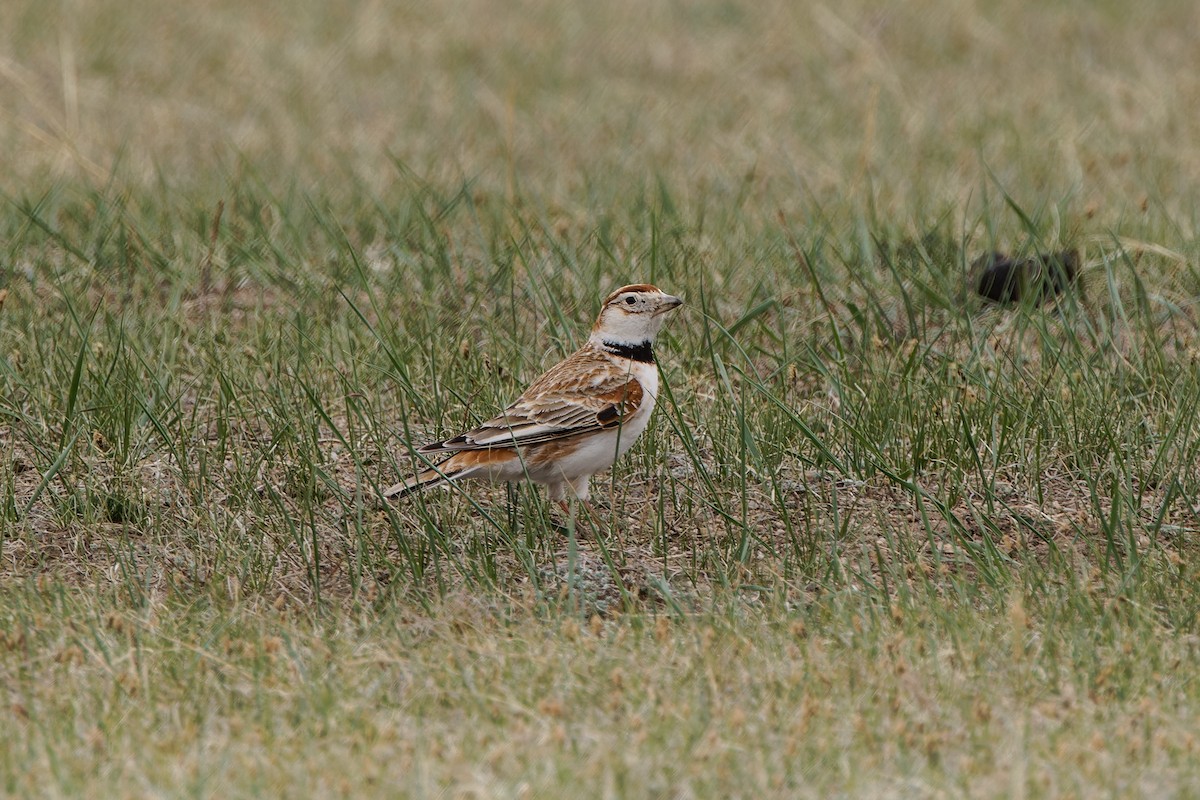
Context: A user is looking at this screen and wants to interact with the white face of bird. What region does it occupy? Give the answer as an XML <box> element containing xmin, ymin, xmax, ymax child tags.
<box><xmin>591</xmin><ymin>284</ymin><xmax>683</xmax><ymax>345</ymax></box>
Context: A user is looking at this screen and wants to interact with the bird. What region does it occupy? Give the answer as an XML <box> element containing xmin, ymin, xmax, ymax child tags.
<box><xmin>384</xmin><ymin>284</ymin><xmax>683</xmax><ymax>512</ymax></box>
<box><xmin>974</xmin><ymin>249</ymin><xmax>1079</xmax><ymax>305</ymax></box>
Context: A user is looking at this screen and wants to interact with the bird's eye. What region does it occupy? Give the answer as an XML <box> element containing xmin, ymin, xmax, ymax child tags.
<box><xmin>625</xmin><ymin>297</ymin><xmax>636</xmax><ymax>305</ymax></box>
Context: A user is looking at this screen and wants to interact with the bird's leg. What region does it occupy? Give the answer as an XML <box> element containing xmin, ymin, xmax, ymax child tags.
<box><xmin>565</xmin><ymin>496</ymin><xmax>580</xmax><ymax>613</ymax></box>
<box><xmin>550</xmin><ymin>499</ymin><xmax>585</xmax><ymax>538</ymax></box>
<box><xmin>551</xmin><ymin>499</ymin><xmax>570</xmax><ymax>531</ymax></box>
<box><xmin>506</xmin><ymin>483</ymin><xmax>520</xmax><ymax>530</ymax></box>
<box><xmin>566</xmin><ymin>475</ymin><xmax>602</xmax><ymax>535</ymax></box>
<box><xmin>556</xmin><ymin>497</ymin><xmax>604</xmax><ymax>537</ymax></box>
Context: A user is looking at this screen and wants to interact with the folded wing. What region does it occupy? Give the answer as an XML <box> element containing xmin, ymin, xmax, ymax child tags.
<box><xmin>421</xmin><ymin>374</ymin><xmax>643</xmax><ymax>453</ymax></box>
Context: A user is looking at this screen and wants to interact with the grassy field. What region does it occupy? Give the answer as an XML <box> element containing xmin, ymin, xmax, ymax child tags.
<box><xmin>3</xmin><ymin>0</ymin><xmax>1200</xmax><ymax>796</ymax></box>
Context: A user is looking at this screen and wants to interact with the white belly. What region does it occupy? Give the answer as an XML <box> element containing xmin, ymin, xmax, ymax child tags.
<box><xmin>611</xmin><ymin>360</ymin><xmax>659</xmax><ymax>460</ymax></box>
<box><xmin>528</xmin><ymin>363</ymin><xmax>659</xmax><ymax>492</ymax></box>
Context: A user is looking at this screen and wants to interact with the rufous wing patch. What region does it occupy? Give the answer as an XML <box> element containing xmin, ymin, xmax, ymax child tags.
<box><xmin>594</xmin><ymin>379</ymin><xmax>643</xmax><ymax>428</ymax></box>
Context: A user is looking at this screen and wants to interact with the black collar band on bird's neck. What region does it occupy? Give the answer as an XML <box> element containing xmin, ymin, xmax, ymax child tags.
<box><xmin>602</xmin><ymin>340</ymin><xmax>655</xmax><ymax>363</ymax></box>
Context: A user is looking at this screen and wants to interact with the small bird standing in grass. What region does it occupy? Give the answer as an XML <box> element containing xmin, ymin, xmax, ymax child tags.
<box><xmin>385</xmin><ymin>284</ymin><xmax>683</xmax><ymax>512</ymax></box>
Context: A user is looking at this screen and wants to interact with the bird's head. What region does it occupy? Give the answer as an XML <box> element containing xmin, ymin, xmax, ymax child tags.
<box><xmin>590</xmin><ymin>284</ymin><xmax>683</xmax><ymax>346</ymax></box>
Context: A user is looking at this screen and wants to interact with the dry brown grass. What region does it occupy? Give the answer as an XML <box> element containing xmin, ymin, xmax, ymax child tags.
<box><xmin>4</xmin><ymin>0</ymin><xmax>1199</xmax><ymax>220</ymax></box>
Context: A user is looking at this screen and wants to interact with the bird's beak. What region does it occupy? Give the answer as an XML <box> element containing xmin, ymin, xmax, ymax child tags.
<box><xmin>657</xmin><ymin>295</ymin><xmax>683</xmax><ymax>314</ymax></box>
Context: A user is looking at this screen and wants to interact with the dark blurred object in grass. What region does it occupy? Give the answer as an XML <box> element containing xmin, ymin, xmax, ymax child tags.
<box><xmin>974</xmin><ymin>249</ymin><xmax>1079</xmax><ymax>305</ymax></box>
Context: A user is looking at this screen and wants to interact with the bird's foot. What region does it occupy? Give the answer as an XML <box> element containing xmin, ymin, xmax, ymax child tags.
<box><xmin>550</xmin><ymin>499</ymin><xmax>601</xmax><ymax>538</ymax></box>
